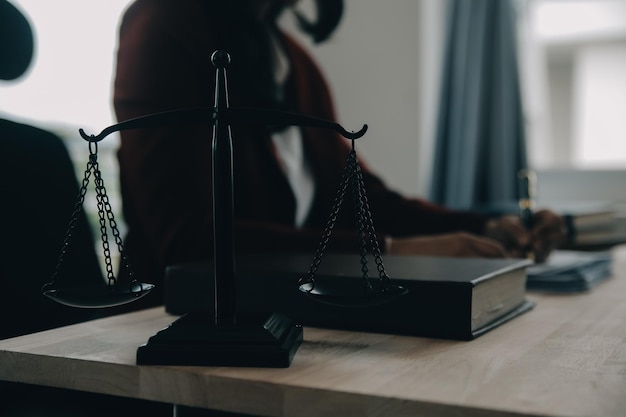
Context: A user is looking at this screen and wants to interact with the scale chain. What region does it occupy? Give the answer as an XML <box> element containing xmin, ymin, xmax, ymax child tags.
<box><xmin>93</xmin><ymin>158</ymin><xmax>119</xmax><ymax>286</ymax></box>
<box><xmin>48</xmin><ymin>142</ymin><xmax>135</xmax><ymax>291</ymax></box>
<box><xmin>299</xmin><ymin>149</ymin><xmax>352</xmax><ymax>286</ymax></box>
<box><xmin>354</xmin><ymin>157</ymin><xmax>390</xmax><ymax>284</ymax></box>
<box><xmin>300</xmin><ymin>144</ymin><xmax>390</xmax><ymax>290</ymax></box>
<box><xmin>91</xmin><ymin>150</ymin><xmax>135</xmax><ymax>286</ymax></box>
<box><xmin>47</xmin><ymin>157</ymin><xmax>93</xmax><ymax>289</ymax></box>
<box><xmin>350</xmin><ymin>151</ymin><xmax>373</xmax><ymax>292</ymax></box>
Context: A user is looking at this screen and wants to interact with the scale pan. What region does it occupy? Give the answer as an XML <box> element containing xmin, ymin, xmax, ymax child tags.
<box><xmin>43</xmin><ymin>282</ymin><xmax>154</xmax><ymax>309</ymax></box>
<box><xmin>298</xmin><ymin>276</ymin><xmax>407</xmax><ymax>307</ymax></box>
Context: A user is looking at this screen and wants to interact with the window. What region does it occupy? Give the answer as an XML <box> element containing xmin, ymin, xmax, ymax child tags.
<box><xmin>0</xmin><ymin>0</ymin><xmax>134</xmax><ymax>270</ymax></box>
<box><xmin>0</xmin><ymin>0</ymin><xmax>133</xmax><ymax>202</ymax></box>
<box><xmin>0</xmin><ymin>0</ymin><xmax>132</xmax><ymax>132</ymax></box>
<box><xmin>520</xmin><ymin>0</ymin><xmax>626</xmax><ymax>169</ymax></box>
<box><xmin>0</xmin><ymin>0</ymin><xmax>133</xmax><ymax>196</ymax></box>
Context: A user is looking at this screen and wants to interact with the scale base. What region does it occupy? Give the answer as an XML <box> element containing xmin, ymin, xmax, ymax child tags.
<box><xmin>136</xmin><ymin>311</ymin><xmax>303</xmax><ymax>367</ymax></box>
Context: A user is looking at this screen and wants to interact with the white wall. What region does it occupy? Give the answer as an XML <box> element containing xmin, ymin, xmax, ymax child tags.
<box><xmin>282</xmin><ymin>0</ymin><xmax>447</xmax><ymax>197</ymax></box>
<box><xmin>523</xmin><ymin>0</ymin><xmax>626</xmax><ymax>170</ymax></box>
<box><xmin>575</xmin><ymin>43</ymin><xmax>626</xmax><ymax>167</ymax></box>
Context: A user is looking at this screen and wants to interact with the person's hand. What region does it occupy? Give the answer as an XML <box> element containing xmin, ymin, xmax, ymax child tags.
<box><xmin>528</xmin><ymin>209</ymin><xmax>567</xmax><ymax>262</ymax></box>
<box><xmin>483</xmin><ymin>215</ymin><xmax>530</xmax><ymax>258</ymax></box>
<box><xmin>484</xmin><ymin>211</ymin><xmax>566</xmax><ymax>263</ymax></box>
<box><xmin>387</xmin><ymin>232</ymin><xmax>510</xmax><ymax>258</ymax></box>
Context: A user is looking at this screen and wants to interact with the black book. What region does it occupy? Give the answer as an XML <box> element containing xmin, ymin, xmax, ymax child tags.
<box><xmin>165</xmin><ymin>254</ymin><xmax>533</xmax><ymax>341</ymax></box>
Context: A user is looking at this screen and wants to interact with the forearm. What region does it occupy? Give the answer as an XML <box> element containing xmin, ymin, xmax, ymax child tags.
<box><xmin>362</xmin><ymin>172</ymin><xmax>489</xmax><ymax>237</ymax></box>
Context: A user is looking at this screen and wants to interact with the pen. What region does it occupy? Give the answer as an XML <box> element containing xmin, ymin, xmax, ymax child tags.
<box><xmin>518</xmin><ymin>169</ymin><xmax>536</xmax><ymax>259</ymax></box>
<box><xmin>517</xmin><ymin>169</ymin><xmax>536</xmax><ymax>230</ymax></box>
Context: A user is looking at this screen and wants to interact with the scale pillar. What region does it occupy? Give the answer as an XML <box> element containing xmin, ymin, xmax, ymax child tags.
<box><xmin>136</xmin><ymin>51</ymin><xmax>303</xmax><ymax>367</ymax></box>
<box><xmin>212</xmin><ymin>50</ymin><xmax>236</xmax><ymax>326</ymax></box>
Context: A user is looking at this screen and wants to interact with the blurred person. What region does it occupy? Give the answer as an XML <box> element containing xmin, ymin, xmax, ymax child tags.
<box><xmin>113</xmin><ymin>0</ymin><xmax>565</xmax><ymax>304</ymax></box>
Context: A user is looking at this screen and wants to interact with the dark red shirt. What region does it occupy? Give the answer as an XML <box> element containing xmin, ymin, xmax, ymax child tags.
<box><xmin>114</xmin><ymin>0</ymin><xmax>487</xmax><ymax>294</ymax></box>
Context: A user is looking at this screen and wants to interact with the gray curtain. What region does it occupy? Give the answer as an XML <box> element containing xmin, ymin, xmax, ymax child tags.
<box><xmin>430</xmin><ymin>0</ymin><xmax>527</xmax><ymax>211</ymax></box>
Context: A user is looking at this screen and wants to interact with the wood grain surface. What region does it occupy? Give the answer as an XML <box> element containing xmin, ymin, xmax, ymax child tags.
<box><xmin>2</xmin><ymin>246</ymin><xmax>626</xmax><ymax>417</ymax></box>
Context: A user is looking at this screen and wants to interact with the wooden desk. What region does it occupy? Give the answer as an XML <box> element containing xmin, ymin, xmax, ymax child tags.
<box><xmin>2</xmin><ymin>246</ymin><xmax>626</xmax><ymax>417</ymax></box>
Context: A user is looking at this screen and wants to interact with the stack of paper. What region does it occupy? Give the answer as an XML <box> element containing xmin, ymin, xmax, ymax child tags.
<box><xmin>527</xmin><ymin>250</ymin><xmax>612</xmax><ymax>292</ymax></box>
